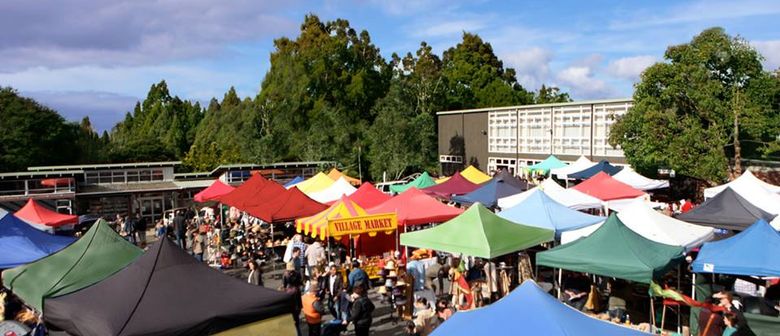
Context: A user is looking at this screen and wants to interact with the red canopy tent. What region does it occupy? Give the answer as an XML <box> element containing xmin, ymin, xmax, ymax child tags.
<box><xmin>193</xmin><ymin>180</ymin><xmax>235</xmax><ymax>203</ymax></box>
<box><xmin>572</xmin><ymin>172</ymin><xmax>645</xmax><ymax>201</ymax></box>
<box><xmin>218</xmin><ymin>174</ymin><xmax>327</xmax><ymax>223</ymax></box>
<box><xmin>15</xmin><ymin>199</ymin><xmax>77</xmax><ymax>229</ymax></box>
<box><xmin>217</xmin><ymin>174</ymin><xmax>282</xmax><ymax>209</ymax></box>
<box><xmin>420</xmin><ymin>172</ymin><xmax>480</xmax><ymax>198</ymax></box>
<box><xmin>334</xmin><ymin>182</ymin><xmax>391</xmax><ymax>209</ymax></box>
<box><xmin>367</xmin><ymin>187</ymin><xmax>463</xmax><ymax>226</ymax></box>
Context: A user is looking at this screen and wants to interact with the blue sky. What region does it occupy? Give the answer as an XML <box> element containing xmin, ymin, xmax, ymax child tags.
<box><xmin>1</xmin><ymin>0</ymin><xmax>779</xmax><ymax>131</ymax></box>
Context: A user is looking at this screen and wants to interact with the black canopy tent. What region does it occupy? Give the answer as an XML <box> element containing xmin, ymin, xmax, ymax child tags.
<box><xmin>45</xmin><ymin>238</ymin><xmax>294</xmax><ymax>336</ymax></box>
<box><xmin>676</xmin><ymin>187</ymin><xmax>776</xmax><ymax>231</ymax></box>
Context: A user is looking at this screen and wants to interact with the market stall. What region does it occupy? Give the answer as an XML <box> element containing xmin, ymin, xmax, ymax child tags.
<box><xmin>676</xmin><ymin>187</ymin><xmax>776</xmax><ymax>230</ymax></box>
<box><xmin>15</xmin><ymin>198</ymin><xmax>77</xmax><ymax>231</ymax></box>
<box><xmin>307</xmin><ymin>176</ymin><xmax>357</xmax><ymax>204</ymax></box>
<box><xmin>525</xmin><ymin>155</ymin><xmax>567</xmax><ymax>175</ymax></box>
<box><xmin>568</xmin><ymin>160</ymin><xmax>623</xmax><ymax>180</ymax></box>
<box><xmin>421</xmin><ymin>171</ymin><xmax>481</xmax><ymax>199</ymax></box>
<box><xmin>193</xmin><ymin>180</ymin><xmax>235</xmax><ymax>203</ymax></box>
<box><xmin>497</xmin><ymin>189</ymin><xmax>605</xmax><ymax>238</ymax></box>
<box><xmin>390</xmin><ymin>171</ymin><xmax>436</xmax><ymax>193</ymax></box>
<box><xmin>452</xmin><ymin>170</ymin><xmax>529</xmax><ymax>208</ymax></box>
<box><xmin>343</xmin><ymin>182</ymin><xmax>391</xmax><ymax>208</ymax></box>
<box><xmin>459</xmin><ymin>165</ymin><xmax>492</xmax><ymax>184</ymax></box>
<box><xmin>0</xmin><ymin>209</ymin><xmax>74</xmax><ymax>269</ymax></box>
<box><xmin>498</xmin><ymin>178</ymin><xmax>603</xmax><ymax>210</ymax></box>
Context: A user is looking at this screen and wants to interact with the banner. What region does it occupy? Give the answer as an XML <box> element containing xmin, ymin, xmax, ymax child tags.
<box><xmin>328</xmin><ymin>213</ymin><xmax>397</xmax><ymax>238</ymax></box>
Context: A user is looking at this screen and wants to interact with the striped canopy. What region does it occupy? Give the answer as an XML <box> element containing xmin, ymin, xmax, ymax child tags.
<box><xmin>296</xmin><ymin>196</ymin><xmax>368</xmax><ymax>240</ymax></box>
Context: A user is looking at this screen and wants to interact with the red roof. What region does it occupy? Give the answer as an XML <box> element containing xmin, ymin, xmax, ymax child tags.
<box><xmin>340</xmin><ymin>182</ymin><xmax>391</xmax><ymax>209</ymax></box>
<box><xmin>217</xmin><ymin>174</ymin><xmax>284</xmax><ymax>209</ymax></box>
<box><xmin>572</xmin><ymin>172</ymin><xmax>646</xmax><ymax>201</ymax></box>
<box><xmin>15</xmin><ymin>199</ymin><xmax>77</xmax><ymax>227</ymax></box>
<box><xmin>193</xmin><ymin>180</ymin><xmax>235</xmax><ymax>203</ymax></box>
<box><xmin>218</xmin><ymin>174</ymin><xmax>327</xmax><ymax>222</ymax></box>
<box><xmin>421</xmin><ymin>172</ymin><xmax>480</xmax><ymax>198</ymax></box>
<box><xmin>367</xmin><ymin>187</ymin><xmax>463</xmax><ymax>226</ymax></box>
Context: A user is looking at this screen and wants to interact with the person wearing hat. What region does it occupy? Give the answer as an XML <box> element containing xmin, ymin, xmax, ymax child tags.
<box><xmin>301</xmin><ymin>281</ymin><xmax>327</xmax><ymax>336</ymax></box>
<box><xmin>343</xmin><ymin>281</ymin><xmax>375</xmax><ymax>336</ymax></box>
<box><xmin>406</xmin><ymin>251</ymin><xmax>427</xmax><ymax>292</ymax></box>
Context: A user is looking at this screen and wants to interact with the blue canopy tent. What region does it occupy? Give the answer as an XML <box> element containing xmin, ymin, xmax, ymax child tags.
<box><xmin>0</xmin><ymin>210</ymin><xmax>74</xmax><ymax>269</ymax></box>
<box><xmin>432</xmin><ymin>281</ymin><xmax>649</xmax><ymax>336</ymax></box>
<box><xmin>451</xmin><ymin>170</ymin><xmax>528</xmax><ymax>208</ymax></box>
<box><xmin>568</xmin><ymin>160</ymin><xmax>623</xmax><ymax>180</ymax></box>
<box><xmin>497</xmin><ymin>189</ymin><xmax>605</xmax><ymax>238</ymax></box>
<box><xmin>692</xmin><ymin>219</ymin><xmax>780</xmax><ymax>277</ymax></box>
<box><xmin>283</xmin><ymin>176</ymin><xmax>304</xmax><ymax>188</ymax></box>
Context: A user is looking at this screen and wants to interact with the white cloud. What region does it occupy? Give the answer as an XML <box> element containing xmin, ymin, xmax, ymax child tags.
<box><xmin>606</xmin><ymin>55</ymin><xmax>658</xmax><ymax>80</ymax></box>
<box><xmin>753</xmin><ymin>40</ymin><xmax>780</xmax><ymax>70</ymax></box>
<box><xmin>502</xmin><ymin>47</ymin><xmax>553</xmax><ymax>89</ymax></box>
<box><xmin>412</xmin><ymin>19</ymin><xmax>488</xmax><ymax>39</ymax></box>
<box><xmin>556</xmin><ymin>66</ymin><xmax>611</xmax><ymax>99</ymax></box>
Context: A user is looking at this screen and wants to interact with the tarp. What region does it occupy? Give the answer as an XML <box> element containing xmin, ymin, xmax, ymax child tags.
<box><xmin>704</xmin><ymin>170</ymin><xmax>780</xmax><ymax>199</ymax></box>
<box><xmin>451</xmin><ymin>170</ymin><xmax>528</xmax><ymax>208</ymax></box>
<box><xmin>294</xmin><ymin>172</ymin><xmax>335</xmax><ymax>194</ymax></box>
<box><xmin>675</xmin><ymin>187</ymin><xmax>776</xmax><ymax>231</ymax></box>
<box><xmin>537</xmin><ymin>213</ymin><xmax>684</xmax><ymax>283</ymax></box>
<box><xmin>432</xmin><ymin>281</ymin><xmax>649</xmax><ymax>336</ymax></box>
<box><xmin>526</xmin><ymin>155</ymin><xmax>567</xmax><ymax>174</ymax></box>
<box><xmin>460</xmin><ymin>165</ymin><xmax>492</xmax><ymax>184</ymax></box>
<box><xmin>421</xmin><ymin>172</ymin><xmax>480</xmax><ymax>198</ymax></box>
<box><xmin>692</xmin><ymin>219</ymin><xmax>780</xmax><ymax>277</ymax></box>
<box><xmin>390</xmin><ymin>171</ymin><xmax>437</xmax><ymax>193</ymax></box>
<box><xmin>497</xmin><ymin>189</ymin><xmax>605</xmax><ymax>237</ymax></box>
<box><xmin>193</xmin><ymin>180</ymin><xmax>235</xmax><ymax>203</ymax></box>
<box><xmin>44</xmin><ymin>238</ymin><xmax>294</xmax><ymax>336</ymax></box>
<box><xmin>2</xmin><ymin>219</ymin><xmax>142</xmax><ymax>312</ymax></box>
<box><xmin>551</xmin><ymin>156</ymin><xmax>595</xmax><ymax>179</ymax></box>
<box><xmin>0</xmin><ymin>209</ymin><xmax>74</xmax><ymax>269</ymax></box>
<box><xmin>344</xmin><ymin>182</ymin><xmax>391</xmax><ymax>209</ymax></box>
<box><xmin>561</xmin><ymin>201</ymin><xmax>714</xmax><ymax>248</ymax></box>
<box><xmin>572</xmin><ymin>172</ymin><xmax>646</xmax><ymax>201</ymax></box>
<box><xmin>568</xmin><ymin>160</ymin><xmax>623</xmax><ymax>180</ymax></box>
<box><xmin>613</xmin><ymin>167</ymin><xmax>669</xmax><ymax>191</ymax></box>
<box><xmin>498</xmin><ymin>178</ymin><xmax>603</xmax><ymax>210</ymax></box>
<box><xmin>400</xmin><ymin>203</ymin><xmax>553</xmax><ymax>259</ymax></box>
<box><xmin>367</xmin><ymin>188</ymin><xmax>463</xmax><ymax>226</ymax></box>
<box><xmin>219</xmin><ymin>174</ymin><xmax>327</xmax><ymax>223</ymax></box>
<box><xmin>282</xmin><ymin>176</ymin><xmax>304</xmax><ymax>188</ymax></box>
<box><xmin>15</xmin><ymin>199</ymin><xmax>77</xmax><ymax>229</ymax></box>
<box><xmin>326</xmin><ymin>168</ymin><xmax>361</xmax><ymax>186</ymax></box>
<box><xmin>307</xmin><ymin>177</ymin><xmax>357</xmax><ymax>204</ymax></box>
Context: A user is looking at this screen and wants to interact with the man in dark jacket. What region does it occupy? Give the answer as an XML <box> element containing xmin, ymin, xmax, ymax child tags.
<box><xmin>322</xmin><ymin>264</ymin><xmax>344</xmax><ymax>317</ymax></box>
<box><xmin>172</xmin><ymin>211</ymin><xmax>186</xmax><ymax>249</ymax></box>
<box><xmin>134</xmin><ymin>213</ymin><xmax>147</xmax><ymax>245</ymax></box>
<box><xmin>347</xmin><ymin>261</ymin><xmax>368</xmax><ymax>292</ymax></box>
<box><xmin>344</xmin><ymin>282</ymin><xmax>374</xmax><ymax>336</ymax></box>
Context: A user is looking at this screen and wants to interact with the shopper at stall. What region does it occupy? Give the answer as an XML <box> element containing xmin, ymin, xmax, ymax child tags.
<box><xmin>348</xmin><ymin>260</ymin><xmax>369</xmax><ymax>292</ymax></box>
<box><xmin>344</xmin><ymin>281</ymin><xmax>374</xmax><ymax>336</ymax></box>
<box><xmin>302</xmin><ymin>282</ymin><xmax>327</xmax><ymax>336</ymax></box>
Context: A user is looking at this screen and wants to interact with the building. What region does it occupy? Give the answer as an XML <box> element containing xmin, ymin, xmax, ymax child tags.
<box><xmin>0</xmin><ymin>161</ymin><xmax>333</xmax><ymax>224</ymax></box>
<box><xmin>437</xmin><ymin>98</ymin><xmax>633</xmax><ymax>175</ymax></box>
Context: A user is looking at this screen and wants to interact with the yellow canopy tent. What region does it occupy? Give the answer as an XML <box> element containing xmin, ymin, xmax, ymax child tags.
<box><xmin>296</xmin><ymin>196</ymin><xmax>396</xmax><ymax>240</ymax></box>
<box><xmin>460</xmin><ymin>165</ymin><xmax>492</xmax><ymax>184</ymax></box>
<box><xmin>435</xmin><ymin>176</ymin><xmax>451</xmax><ymax>184</ymax></box>
<box><xmin>327</xmin><ymin>168</ymin><xmax>361</xmax><ymax>186</ymax></box>
<box><xmin>294</xmin><ymin>172</ymin><xmax>335</xmax><ymax>195</ymax></box>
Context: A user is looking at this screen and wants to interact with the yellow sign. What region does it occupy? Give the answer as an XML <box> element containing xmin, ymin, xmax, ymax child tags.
<box><xmin>328</xmin><ymin>213</ymin><xmax>397</xmax><ymax>238</ymax></box>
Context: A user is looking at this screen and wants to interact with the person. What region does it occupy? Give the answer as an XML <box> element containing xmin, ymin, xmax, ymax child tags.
<box><xmin>191</xmin><ymin>229</ymin><xmax>205</xmax><ymax>262</ymax></box>
<box><xmin>292</xmin><ymin>234</ymin><xmax>308</xmax><ymax>272</ymax></box>
<box><xmin>716</xmin><ymin>292</ymin><xmax>752</xmax><ymax>331</ymax></box>
<box><xmin>681</xmin><ymin>198</ymin><xmax>694</xmax><ymax>213</ymax></box>
<box><xmin>413</xmin><ymin>297</ymin><xmax>436</xmax><ymax>336</ymax></box>
<box><xmin>283</xmin><ymin>261</ymin><xmax>304</xmax><ymax>336</ymax></box>
<box><xmin>154</xmin><ymin>219</ymin><xmax>167</xmax><ymax>238</ymax></box>
<box><xmin>305</xmin><ymin>240</ymin><xmax>326</xmax><ymax>277</ymax></box>
<box><xmin>113</xmin><ymin>213</ymin><xmax>124</xmax><ymax>233</ymax></box>
<box><xmin>173</xmin><ymin>211</ymin><xmax>187</xmax><ymax>249</ymax></box>
<box><xmin>134</xmin><ymin>213</ymin><xmax>147</xmax><ymax>245</ymax></box>
<box><xmin>124</xmin><ymin>214</ymin><xmax>137</xmax><ymax>244</ymax></box>
<box><xmin>421</xmin><ymin>299</ymin><xmax>453</xmax><ymax>335</ymax></box>
<box><xmin>247</xmin><ymin>259</ymin><xmax>262</xmax><ymax>286</ymax></box>
<box><xmin>292</xmin><ymin>247</ymin><xmax>304</xmax><ymax>274</ymax></box>
<box><xmin>348</xmin><ymin>260</ymin><xmax>369</xmax><ymax>292</ymax></box>
<box><xmin>301</xmin><ymin>281</ymin><xmax>327</xmax><ymax>336</ymax></box>
<box><xmin>404</xmin><ymin>321</ymin><xmax>420</xmax><ymax>336</ymax></box>
<box><xmin>324</xmin><ymin>264</ymin><xmax>344</xmax><ymax>317</ymax></box>
<box><xmin>406</xmin><ymin>252</ymin><xmax>427</xmax><ymax>292</ymax></box>
<box><xmin>344</xmin><ymin>281</ymin><xmax>374</xmax><ymax>336</ymax></box>
<box><xmin>723</xmin><ymin>313</ymin><xmax>756</xmax><ymax>336</ymax></box>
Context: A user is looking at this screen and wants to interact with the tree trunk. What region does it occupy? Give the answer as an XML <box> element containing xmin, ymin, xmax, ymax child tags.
<box><xmin>733</xmin><ymin>90</ymin><xmax>742</xmax><ymax>177</ymax></box>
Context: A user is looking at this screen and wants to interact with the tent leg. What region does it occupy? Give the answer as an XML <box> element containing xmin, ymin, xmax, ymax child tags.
<box><xmin>677</xmin><ymin>264</ymin><xmax>682</xmax><ymax>333</ymax></box>
<box><xmin>691</xmin><ymin>273</ymin><xmax>696</xmax><ymax>301</ymax></box>
<box><xmin>650</xmin><ymin>298</ymin><xmax>656</xmax><ymax>332</ymax></box>
<box><xmin>557</xmin><ymin>268</ymin><xmax>563</xmax><ymax>299</ymax></box>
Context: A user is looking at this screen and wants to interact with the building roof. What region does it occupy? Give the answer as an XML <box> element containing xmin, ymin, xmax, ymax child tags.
<box><xmin>27</xmin><ymin>162</ymin><xmax>181</xmax><ymax>172</ymax></box>
<box><xmin>0</xmin><ymin>170</ymin><xmax>83</xmax><ymax>180</ymax></box>
<box><xmin>208</xmin><ymin>161</ymin><xmax>337</xmax><ymax>176</ymax></box>
<box><xmin>436</xmin><ymin>98</ymin><xmax>632</xmax><ymax>115</ymax></box>
<box><xmin>77</xmin><ymin>182</ymin><xmax>187</xmax><ymax>196</ymax></box>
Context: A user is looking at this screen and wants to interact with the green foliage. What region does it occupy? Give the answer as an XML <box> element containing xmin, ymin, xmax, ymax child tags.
<box><xmin>535</xmin><ymin>85</ymin><xmax>572</xmax><ymax>104</ymax></box>
<box><xmin>74</xmin><ymin>117</ymin><xmax>109</xmax><ymax>164</ymax></box>
<box><xmin>610</xmin><ymin>27</ymin><xmax>780</xmax><ymax>182</ymax></box>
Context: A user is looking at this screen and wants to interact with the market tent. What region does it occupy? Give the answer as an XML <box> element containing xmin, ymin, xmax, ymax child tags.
<box><xmin>421</xmin><ymin>172</ymin><xmax>480</xmax><ymax>198</ymax></box>
<box><xmin>432</xmin><ymin>281</ymin><xmax>649</xmax><ymax>336</ymax></box>
<box><xmin>526</xmin><ymin>155</ymin><xmax>567</xmax><ymax>175</ymax></box>
<box><xmin>551</xmin><ymin>156</ymin><xmax>595</xmax><ymax>179</ymax></box>
<box><xmin>0</xmin><ymin>209</ymin><xmax>74</xmax><ymax>269</ymax></box>
<box><xmin>613</xmin><ymin>167</ymin><xmax>669</xmax><ymax>191</ymax></box>
<box><xmin>15</xmin><ymin>199</ymin><xmax>77</xmax><ymax>230</ymax></box>
<box><xmin>703</xmin><ymin>175</ymin><xmax>780</xmax><ymax>218</ymax></box>
<box><xmin>400</xmin><ymin>203</ymin><xmax>553</xmax><ymax>259</ymax></box>
<box><xmin>497</xmin><ymin>189</ymin><xmax>605</xmax><ymax>237</ymax></box>
<box><xmin>451</xmin><ymin>170</ymin><xmax>528</xmax><ymax>208</ymax></box>
<box><xmin>217</xmin><ymin>174</ymin><xmax>281</xmax><ymax>209</ymax></box>
<box><xmin>44</xmin><ymin>238</ymin><xmax>294</xmax><ymax>336</ymax></box>
<box><xmin>307</xmin><ymin>177</ymin><xmax>357</xmax><ymax>204</ymax></box>
<box><xmin>561</xmin><ymin>201</ymin><xmax>714</xmax><ymax>248</ymax></box>
<box><xmin>390</xmin><ymin>171</ymin><xmax>437</xmax><ymax>193</ymax></box>
<box><xmin>459</xmin><ymin>165</ymin><xmax>492</xmax><ymax>184</ymax></box>
<box><xmin>568</xmin><ymin>160</ymin><xmax>623</xmax><ymax>180</ymax></box>
<box><xmin>537</xmin><ymin>213</ymin><xmax>684</xmax><ymax>283</ymax></box>
<box><xmin>283</xmin><ymin>176</ymin><xmax>304</xmax><ymax>188</ymax></box>
<box><xmin>692</xmin><ymin>219</ymin><xmax>780</xmax><ymax>277</ymax></box>
<box><xmin>344</xmin><ymin>182</ymin><xmax>391</xmax><ymax>209</ymax></box>
<box><xmin>367</xmin><ymin>188</ymin><xmax>463</xmax><ymax>226</ymax></box>
<box><xmin>193</xmin><ymin>180</ymin><xmax>235</xmax><ymax>203</ymax></box>
<box><xmin>434</xmin><ymin>176</ymin><xmax>450</xmax><ymax>184</ymax></box>
<box><xmin>296</xmin><ymin>196</ymin><xmax>369</xmax><ymax>239</ymax></box>
<box><xmin>294</xmin><ymin>172</ymin><xmax>336</xmax><ymax>195</ymax></box>
<box><xmin>572</xmin><ymin>172</ymin><xmax>646</xmax><ymax>201</ymax></box>
<box><xmin>498</xmin><ymin>178</ymin><xmax>603</xmax><ymax>210</ymax></box>
<box><xmin>675</xmin><ymin>187</ymin><xmax>776</xmax><ymax>231</ymax></box>
<box><xmin>2</xmin><ymin>219</ymin><xmax>142</xmax><ymax>312</ymax></box>
<box><xmin>219</xmin><ymin>174</ymin><xmax>327</xmax><ymax>223</ymax></box>
<box><xmin>326</xmin><ymin>168</ymin><xmax>361</xmax><ymax>186</ymax></box>
<box><xmin>704</xmin><ymin>170</ymin><xmax>780</xmax><ymax>199</ymax></box>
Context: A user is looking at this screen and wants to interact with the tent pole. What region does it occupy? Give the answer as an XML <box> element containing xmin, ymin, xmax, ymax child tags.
<box><xmin>677</xmin><ymin>263</ymin><xmax>682</xmax><ymax>333</ymax></box>
<box><xmin>650</xmin><ymin>297</ymin><xmax>656</xmax><ymax>332</ymax></box>
<box><xmin>691</xmin><ymin>273</ymin><xmax>696</xmax><ymax>301</ymax></box>
<box><xmin>557</xmin><ymin>268</ymin><xmax>563</xmax><ymax>299</ymax></box>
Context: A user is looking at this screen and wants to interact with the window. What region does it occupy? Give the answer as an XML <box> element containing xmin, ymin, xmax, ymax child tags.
<box><xmin>517</xmin><ymin>107</ymin><xmax>552</xmax><ymax>154</ymax></box>
<box><xmin>439</xmin><ymin>155</ymin><xmax>463</xmax><ymax>163</ymax></box>
<box><xmin>151</xmin><ymin>169</ymin><xmax>164</xmax><ymax>181</ymax></box>
<box><xmin>227</xmin><ymin>170</ymin><xmax>252</xmax><ymax>184</ymax></box>
<box><xmin>487</xmin><ymin>157</ymin><xmax>517</xmax><ymax>175</ymax></box>
<box><xmin>488</xmin><ymin>111</ymin><xmax>517</xmax><ymax>153</ymax></box>
<box><xmin>85</xmin><ymin>172</ymin><xmax>99</xmax><ymax>185</ymax></box>
<box><xmin>112</xmin><ymin>171</ymin><xmax>126</xmax><ymax>183</ymax></box>
<box><xmin>140</xmin><ymin>170</ymin><xmax>152</xmax><ymax>182</ymax></box>
<box><xmin>127</xmin><ymin>170</ymin><xmax>140</xmax><ymax>183</ymax></box>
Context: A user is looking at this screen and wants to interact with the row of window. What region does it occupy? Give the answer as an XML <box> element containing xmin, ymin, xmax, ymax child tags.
<box><xmin>84</xmin><ymin>169</ymin><xmax>165</xmax><ymax>185</ymax></box>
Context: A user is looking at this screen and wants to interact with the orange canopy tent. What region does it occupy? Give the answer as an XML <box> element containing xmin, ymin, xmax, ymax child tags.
<box><xmin>15</xmin><ymin>199</ymin><xmax>77</xmax><ymax>229</ymax></box>
<box><xmin>327</xmin><ymin>168</ymin><xmax>361</xmax><ymax>186</ymax></box>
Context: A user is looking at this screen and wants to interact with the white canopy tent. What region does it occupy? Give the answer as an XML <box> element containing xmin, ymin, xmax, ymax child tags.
<box><xmin>306</xmin><ymin>177</ymin><xmax>357</xmax><ymax>204</ymax></box>
<box><xmin>550</xmin><ymin>156</ymin><xmax>595</xmax><ymax>180</ymax></box>
<box><xmin>612</xmin><ymin>167</ymin><xmax>669</xmax><ymax>191</ymax></box>
<box><xmin>497</xmin><ymin>178</ymin><xmax>603</xmax><ymax>210</ymax></box>
<box><xmin>704</xmin><ymin>170</ymin><xmax>780</xmax><ymax>199</ymax></box>
<box><xmin>561</xmin><ymin>201</ymin><xmax>715</xmax><ymax>248</ymax></box>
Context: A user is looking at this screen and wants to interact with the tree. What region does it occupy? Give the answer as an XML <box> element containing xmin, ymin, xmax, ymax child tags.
<box><xmin>535</xmin><ymin>85</ymin><xmax>572</xmax><ymax>104</ymax></box>
<box><xmin>74</xmin><ymin>116</ymin><xmax>109</xmax><ymax>164</ymax></box>
<box><xmin>609</xmin><ymin>27</ymin><xmax>780</xmax><ymax>183</ymax></box>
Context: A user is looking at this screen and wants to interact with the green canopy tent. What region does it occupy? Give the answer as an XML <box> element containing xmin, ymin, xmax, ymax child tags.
<box><xmin>390</xmin><ymin>171</ymin><xmax>437</xmax><ymax>194</ymax></box>
<box><xmin>2</xmin><ymin>219</ymin><xmax>143</xmax><ymax>312</ymax></box>
<box><xmin>536</xmin><ymin>213</ymin><xmax>684</xmax><ymax>283</ymax></box>
<box><xmin>526</xmin><ymin>155</ymin><xmax>567</xmax><ymax>175</ymax></box>
<box><xmin>400</xmin><ymin>203</ymin><xmax>554</xmax><ymax>259</ymax></box>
